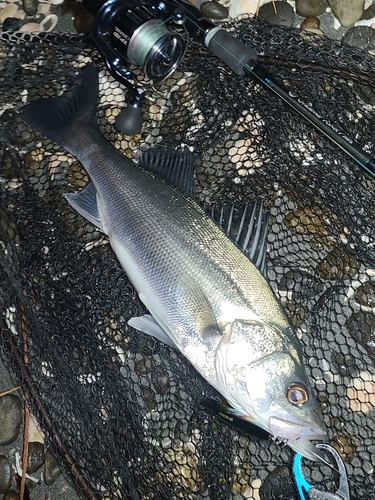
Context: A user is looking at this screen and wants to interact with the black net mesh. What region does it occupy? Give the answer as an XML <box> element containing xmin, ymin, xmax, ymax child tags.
<box><xmin>1</xmin><ymin>16</ymin><xmax>375</xmax><ymax>499</ymax></box>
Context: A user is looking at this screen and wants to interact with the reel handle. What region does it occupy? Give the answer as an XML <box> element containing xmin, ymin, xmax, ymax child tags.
<box><xmin>115</xmin><ymin>96</ymin><xmax>143</xmax><ymax>135</ymax></box>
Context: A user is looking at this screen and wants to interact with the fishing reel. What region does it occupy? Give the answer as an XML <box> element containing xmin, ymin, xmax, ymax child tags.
<box><xmin>83</xmin><ymin>0</ymin><xmax>195</xmax><ymax>134</ymax></box>
<box><xmin>84</xmin><ymin>0</ymin><xmax>256</xmax><ymax>134</ymax></box>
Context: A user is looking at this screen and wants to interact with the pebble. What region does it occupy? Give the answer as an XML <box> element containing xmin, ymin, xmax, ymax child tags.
<box><xmin>2</xmin><ymin>17</ymin><xmax>23</xmax><ymax>31</ymax></box>
<box><xmin>342</xmin><ymin>26</ymin><xmax>375</xmax><ymax>50</ymax></box>
<box><xmin>279</xmin><ymin>269</ymin><xmax>323</xmax><ymax>299</ymax></box>
<box><xmin>40</xmin><ymin>13</ymin><xmax>58</xmax><ymax>32</ymax></box>
<box><xmin>44</xmin><ymin>448</ymin><xmax>62</xmax><ymax>485</ymax></box>
<box><xmin>19</xmin><ymin>21</ymin><xmax>41</xmax><ymax>32</ymax></box>
<box><xmin>328</xmin><ymin>0</ymin><xmax>365</xmax><ymax>27</ymax></box>
<box><xmin>295</xmin><ymin>0</ymin><xmax>328</xmax><ymax>18</ymax></box>
<box><xmin>284</xmin><ymin>206</ymin><xmax>333</xmax><ymax>236</ymax></box>
<box><xmin>330</xmin><ymin>435</ymin><xmax>356</xmax><ymax>462</ymax></box>
<box><xmin>300</xmin><ymin>16</ymin><xmax>321</xmax><ymax>30</ymax></box>
<box><xmin>347</xmin><ymin>371</ymin><xmax>375</xmax><ymax>414</ymax></box>
<box><xmin>0</xmin><ymin>394</ymin><xmax>22</xmax><ymax>446</ymax></box>
<box><xmin>362</xmin><ymin>2</ymin><xmax>375</xmax><ymax>20</ymax></box>
<box><xmin>228</xmin><ymin>0</ymin><xmax>261</xmax><ymax>19</ymax></box>
<box><xmin>201</xmin><ymin>0</ymin><xmax>229</xmax><ymax>19</ymax></box>
<box><xmin>22</xmin><ymin>0</ymin><xmax>38</xmax><ymax>16</ymax></box>
<box><xmin>346</xmin><ymin>311</ymin><xmax>375</xmax><ymax>359</ymax></box>
<box><xmin>0</xmin><ymin>3</ymin><xmax>18</xmax><ymax>23</ymax></box>
<box><xmin>258</xmin><ymin>1</ymin><xmax>295</xmax><ymax>27</ymax></box>
<box><xmin>3</xmin><ymin>491</ymin><xmax>20</xmax><ymax>500</ymax></box>
<box><xmin>0</xmin><ymin>455</ymin><xmax>11</xmax><ymax>494</ymax></box>
<box><xmin>73</xmin><ymin>3</ymin><xmax>95</xmax><ymax>34</ymax></box>
<box><xmin>259</xmin><ymin>465</ymin><xmax>295</xmax><ymax>498</ymax></box>
<box><xmin>27</xmin><ymin>441</ymin><xmax>45</xmax><ymax>474</ymax></box>
<box><xmin>316</xmin><ymin>245</ymin><xmax>360</xmax><ymax>281</ymax></box>
<box><xmin>354</xmin><ymin>280</ymin><xmax>375</xmax><ymax>307</ymax></box>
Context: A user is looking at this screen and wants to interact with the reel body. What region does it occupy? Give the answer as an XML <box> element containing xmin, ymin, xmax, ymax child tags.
<box><xmin>83</xmin><ymin>0</ymin><xmax>190</xmax><ymax>133</ymax></box>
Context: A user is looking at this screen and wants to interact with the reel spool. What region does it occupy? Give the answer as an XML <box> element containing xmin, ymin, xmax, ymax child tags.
<box><xmin>84</xmin><ymin>0</ymin><xmax>189</xmax><ymax>134</ymax></box>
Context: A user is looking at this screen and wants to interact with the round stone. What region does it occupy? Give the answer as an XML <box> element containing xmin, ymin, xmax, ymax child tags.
<box><xmin>328</xmin><ymin>0</ymin><xmax>365</xmax><ymax>27</ymax></box>
<box><xmin>0</xmin><ymin>395</ymin><xmax>22</xmax><ymax>446</ymax></box>
<box><xmin>296</xmin><ymin>0</ymin><xmax>328</xmax><ymax>17</ymax></box>
<box><xmin>2</xmin><ymin>17</ymin><xmax>24</xmax><ymax>31</ymax></box>
<box><xmin>258</xmin><ymin>1</ymin><xmax>295</xmax><ymax>27</ymax></box>
<box><xmin>3</xmin><ymin>490</ymin><xmax>20</xmax><ymax>500</ymax></box>
<box><xmin>342</xmin><ymin>26</ymin><xmax>375</xmax><ymax>50</ymax></box>
<box><xmin>27</xmin><ymin>441</ymin><xmax>45</xmax><ymax>474</ymax></box>
<box><xmin>44</xmin><ymin>448</ymin><xmax>62</xmax><ymax>486</ymax></box>
<box><xmin>22</xmin><ymin>0</ymin><xmax>38</xmax><ymax>16</ymax></box>
<box><xmin>73</xmin><ymin>4</ymin><xmax>95</xmax><ymax>34</ymax></box>
<box><xmin>301</xmin><ymin>16</ymin><xmax>321</xmax><ymax>30</ymax></box>
<box><xmin>200</xmin><ymin>1</ymin><xmax>229</xmax><ymax>19</ymax></box>
<box><xmin>0</xmin><ymin>456</ymin><xmax>11</xmax><ymax>494</ymax></box>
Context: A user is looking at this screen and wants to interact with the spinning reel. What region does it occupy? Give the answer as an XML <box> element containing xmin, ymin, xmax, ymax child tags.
<box><xmin>83</xmin><ymin>0</ymin><xmax>192</xmax><ymax>134</ymax></box>
<box><xmin>83</xmin><ymin>0</ymin><xmax>252</xmax><ymax>134</ymax></box>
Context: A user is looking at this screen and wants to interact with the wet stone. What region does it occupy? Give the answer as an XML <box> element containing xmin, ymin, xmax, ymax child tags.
<box><xmin>346</xmin><ymin>311</ymin><xmax>375</xmax><ymax>359</ymax></box>
<box><xmin>330</xmin><ymin>351</ymin><xmax>356</xmax><ymax>376</ymax></box>
<box><xmin>342</xmin><ymin>26</ymin><xmax>375</xmax><ymax>51</ymax></box>
<box><xmin>0</xmin><ymin>455</ymin><xmax>11</xmax><ymax>494</ymax></box>
<box><xmin>362</xmin><ymin>2</ymin><xmax>375</xmax><ymax>20</ymax></box>
<box><xmin>300</xmin><ymin>16</ymin><xmax>321</xmax><ymax>30</ymax></box>
<box><xmin>316</xmin><ymin>245</ymin><xmax>360</xmax><ymax>281</ymax></box>
<box><xmin>259</xmin><ymin>465</ymin><xmax>295</xmax><ymax>499</ymax></box>
<box><xmin>330</xmin><ymin>435</ymin><xmax>356</xmax><ymax>462</ymax></box>
<box><xmin>200</xmin><ymin>1</ymin><xmax>229</xmax><ymax>19</ymax></box>
<box><xmin>136</xmin><ymin>357</ymin><xmax>154</xmax><ymax>375</ymax></box>
<box><xmin>258</xmin><ymin>1</ymin><xmax>295</xmax><ymax>27</ymax></box>
<box><xmin>355</xmin><ymin>280</ymin><xmax>375</xmax><ymax>307</ymax></box>
<box><xmin>44</xmin><ymin>448</ymin><xmax>62</xmax><ymax>485</ymax></box>
<box><xmin>27</xmin><ymin>441</ymin><xmax>45</xmax><ymax>474</ymax></box>
<box><xmin>22</xmin><ymin>0</ymin><xmax>38</xmax><ymax>16</ymax></box>
<box><xmin>73</xmin><ymin>3</ymin><xmax>95</xmax><ymax>34</ymax></box>
<box><xmin>0</xmin><ymin>394</ymin><xmax>22</xmax><ymax>445</ymax></box>
<box><xmin>2</xmin><ymin>17</ymin><xmax>23</xmax><ymax>31</ymax></box>
<box><xmin>328</xmin><ymin>0</ymin><xmax>365</xmax><ymax>27</ymax></box>
<box><xmin>279</xmin><ymin>269</ymin><xmax>323</xmax><ymax>299</ymax></box>
<box><xmin>3</xmin><ymin>491</ymin><xmax>20</xmax><ymax>500</ymax></box>
<box><xmin>295</xmin><ymin>0</ymin><xmax>328</xmax><ymax>18</ymax></box>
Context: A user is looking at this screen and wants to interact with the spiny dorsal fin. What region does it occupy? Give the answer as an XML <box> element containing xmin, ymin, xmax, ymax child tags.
<box><xmin>204</xmin><ymin>201</ymin><xmax>269</xmax><ymax>276</ymax></box>
<box><xmin>138</xmin><ymin>148</ymin><xmax>195</xmax><ymax>197</ymax></box>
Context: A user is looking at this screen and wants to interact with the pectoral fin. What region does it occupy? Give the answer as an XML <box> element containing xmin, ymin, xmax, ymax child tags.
<box><xmin>64</xmin><ymin>182</ymin><xmax>104</xmax><ymax>232</ymax></box>
<box><xmin>128</xmin><ymin>314</ymin><xmax>178</xmax><ymax>349</ymax></box>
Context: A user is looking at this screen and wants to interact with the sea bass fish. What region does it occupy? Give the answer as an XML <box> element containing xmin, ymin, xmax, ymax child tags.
<box><xmin>21</xmin><ymin>65</ymin><xmax>326</xmax><ymax>460</ymax></box>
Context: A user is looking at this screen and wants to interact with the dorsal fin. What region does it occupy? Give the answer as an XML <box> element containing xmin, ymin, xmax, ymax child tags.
<box><xmin>204</xmin><ymin>201</ymin><xmax>269</xmax><ymax>276</ymax></box>
<box><xmin>138</xmin><ymin>148</ymin><xmax>195</xmax><ymax>197</ymax></box>
<box><xmin>139</xmin><ymin>149</ymin><xmax>269</xmax><ymax>275</ymax></box>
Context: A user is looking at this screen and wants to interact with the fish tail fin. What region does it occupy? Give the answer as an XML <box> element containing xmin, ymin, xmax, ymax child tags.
<box><xmin>21</xmin><ymin>64</ymin><xmax>99</xmax><ymax>146</ymax></box>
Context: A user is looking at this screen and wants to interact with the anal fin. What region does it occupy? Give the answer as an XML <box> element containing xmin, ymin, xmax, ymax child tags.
<box><xmin>64</xmin><ymin>182</ymin><xmax>103</xmax><ymax>232</ymax></box>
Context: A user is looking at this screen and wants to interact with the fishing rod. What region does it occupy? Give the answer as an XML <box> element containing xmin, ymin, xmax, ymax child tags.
<box><xmin>83</xmin><ymin>0</ymin><xmax>375</xmax><ymax>178</ymax></box>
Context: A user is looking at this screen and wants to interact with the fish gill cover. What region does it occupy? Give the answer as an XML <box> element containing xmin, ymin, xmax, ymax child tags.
<box><xmin>0</xmin><ymin>18</ymin><xmax>375</xmax><ymax>500</ymax></box>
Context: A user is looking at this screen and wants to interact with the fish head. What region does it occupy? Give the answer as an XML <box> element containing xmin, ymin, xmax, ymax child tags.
<box><xmin>215</xmin><ymin>319</ymin><xmax>327</xmax><ymax>461</ymax></box>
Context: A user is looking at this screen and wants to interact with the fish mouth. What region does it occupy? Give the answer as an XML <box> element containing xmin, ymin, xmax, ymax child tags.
<box><xmin>269</xmin><ymin>416</ymin><xmax>327</xmax><ymax>461</ymax></box>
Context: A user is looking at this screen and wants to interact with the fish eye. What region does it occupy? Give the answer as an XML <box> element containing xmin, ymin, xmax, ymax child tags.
<box><xmin>287</xmin><ymin>383</ymin><xmax>309</xmax><ymax>406</ymax></box>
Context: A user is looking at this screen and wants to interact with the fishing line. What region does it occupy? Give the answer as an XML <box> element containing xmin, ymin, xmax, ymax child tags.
<box><xmin>298</xmin><ymin>443</ymin><xmax>365</xmax><ymax>496</ymax></box>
